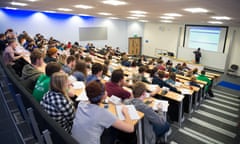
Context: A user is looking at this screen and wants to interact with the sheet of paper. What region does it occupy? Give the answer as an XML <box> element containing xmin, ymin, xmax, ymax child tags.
<box><xmin>76</xmin><ymin>90</ymin><xmax>88</xmax><ymax>101</ymax></box>
<box><xmin>153</xmin><ymin>100</ymin><xmax>169</xmax><ymax>112</ymax></box>
<box><xmin>175</xmin><ymin>82</ymin><xmax>182</xmax><ymax>87</ymax></box>
<box><xmin>109</xmin><ymin>95</ymin><xmax>122</xmax><ymax>105</ymax></box>
<box><xmin>181</xmin><ymin>88</ymin><xmax>191</xmax><ymax>95</ymax></box>
<box><xmin>103</xmin><ymin>76</ymin><xmax>110</xmax><ymax>81</ymax></box>
<box><xmin>115</xmin><ymin>105</ymin><xmax>140</xmax><ymax>120</ymax></box>
<box><xmin>148</xmin><ymin>84</ymin><xmax>159</xmax><ymax>92</ymax></box>
<box><xmin>72</xmin><ymin>81</ymin><xmax>85</xmax><ymax>89</ymax></box>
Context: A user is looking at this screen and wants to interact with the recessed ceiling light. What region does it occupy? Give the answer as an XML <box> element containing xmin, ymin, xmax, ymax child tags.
<box><xmin>164</xmin><ymin>13</ymin><xmax>182</xmax><ymax>17</ymax></box>
<box><xmin>184</xmin><ymin>8</ymin><xmax>208</xmax><ymax>13</ymax></box>
<box><xmin>98</xmin><ymin>12</ymin><xmax>112</xmax><ymax>16</ymax></box>
<box><xmin>126</xmin><ymin>17</ymin><xmax>138</xmax><ymax>19</ymax></box>
<box><xmin>109</xmin><ymin>17</ymin><xmax>119</xmax><ymax>19</ymax></box>
<box><xmin>211</xmin><ymin>16</ymin><xmax>231</xmax><ymax>20</ymax></box>
<box><xmin>131</xmin><ymin>14</ymin><xmax>146</xmax><ymax>17</ymax></box>
<box><xmin>160</xmin><ymin>16</ymin><xmax>175</xmax><ymax>20</ymax></box>
<box><xmin>28</xmin><ymin>0</ymin><xmax>38</xmax><ymax>2</ymax></box>
<box><xmin>139</xmin><ymin>20</ymin><xmax>148</xmax><ymax>22</ymax></box>
<box><xmin>57</xmin><ymin>8</ymin><xmax>73</xmax><ymax>12</ymax></box>
<box><xmin>208</xmin><ymin>21</ymin><xmax>223</xmax><ymax>24</ymax></box>
<box><xmin>79</xmin><ymin>14</ymin><xmax>91</xmax><ymax>16</ymax></box>
<box><xmin>74</xmin><ymin>4</ymin><xmax>94</xmax><ymax>9</ymax></box>
<box><xmin>129</xmin><ymin>10</ymin><xmax>147</xmax><ymax>14</ymax></box>
<box><xmin>160</xmin><ymin>20</ymin><xmax>173</xmax><ymax>23</ymax></box>
<box><xmin>44</xmin><ymin>10</ymin><xmax>56</xmax><ymax>13</ymax></box>
<box><xmin>10</xmin><ymin>2</ymin><xmax>28</xmax><ymax>6</ymax></box>
<box><xmin>102</xmin><ymin>0</ymin><xmax>127</xmax><ymax>6</ymax></box>
<box><xmin>5</xmin><ymin>7</ymin><xmax>18</xmax><ymax>10</ymax></box>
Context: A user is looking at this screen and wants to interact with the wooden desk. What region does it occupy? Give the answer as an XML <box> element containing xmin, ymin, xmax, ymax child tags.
<box><xmin>145</xmin><ymin>84</ymin><xmax>184</xmax><ymax>127</ymax></box>
<box><xmin>100</xmin><ymin>103</ymin><xmax>144</xmax><ymax>144</ymax></box>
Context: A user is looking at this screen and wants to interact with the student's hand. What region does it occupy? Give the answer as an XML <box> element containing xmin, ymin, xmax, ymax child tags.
<box><xmin>121</xmin><ymin>106</ymin><xmax>129</xmax><ymax>116</ymax></box>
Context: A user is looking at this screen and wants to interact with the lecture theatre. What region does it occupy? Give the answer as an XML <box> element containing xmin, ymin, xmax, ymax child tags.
<box><xmin>0</xmin><ymin>0</ymin><xmax>239</xmax><ymax>144</ymax></box>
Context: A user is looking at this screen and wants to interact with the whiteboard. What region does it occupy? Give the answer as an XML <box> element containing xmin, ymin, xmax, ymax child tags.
<box><xmin>79</xmin><ymin>27</ymin><xmax>107</xmax><ymax>41</ymax></box>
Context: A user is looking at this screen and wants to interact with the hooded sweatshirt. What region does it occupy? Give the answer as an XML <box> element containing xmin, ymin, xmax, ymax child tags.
<box><xmin>21</xmin><ymin>64</ymin><xmax>43</xmax><ymax>91</ymax></box>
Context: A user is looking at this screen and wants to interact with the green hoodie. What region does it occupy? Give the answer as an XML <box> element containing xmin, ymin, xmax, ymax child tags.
<box><xmin>32</xmin><ymin>74</ymin><xmax>50</xmax><ymax>102</ymax></box>
<box><xmin>197</xmin><ymin>74</ymin><xmax>211</xmax><ymax>91</ymax></box>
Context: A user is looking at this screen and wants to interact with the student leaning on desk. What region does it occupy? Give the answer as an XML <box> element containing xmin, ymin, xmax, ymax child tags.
<box><xmin>124</xmin><ymin>82</ymin><xmax>171</xmax><ymax>144</ymax></box>
<box><xmin>71</xmin><ymin>80</ymin><xmax>134</xmax><ymax>144</ymax></box>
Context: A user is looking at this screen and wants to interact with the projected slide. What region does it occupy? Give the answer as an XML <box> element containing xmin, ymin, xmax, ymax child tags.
<box><xmin>184</xmin><ymin>25</ymin><xmax>228</xmax><ymax>53</ymax></box>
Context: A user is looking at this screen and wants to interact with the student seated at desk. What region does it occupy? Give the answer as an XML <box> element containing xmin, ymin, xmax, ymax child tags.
<box><xmin>86</xmin><ymin>62</ymin><xmax>103</xmax><ymax>84</ymax></box>
<box><xmin>124</xmin><ymin>82</ymin><xmax>170</xmax><ymax>144</ymax></box>
<box><xmin>21</xmin><ymin>49</ymin><xmax>44</xmax><ymax>91</ymax></box>
<box><xmin>132</xmin><ymin>66</ymin><xmax>151</xmax><ymax>84</ymax></box>
<box><xmin>165</xmin><ymin>72</ymin><xmax>177</xmax><ymax>85</ymax></box>
<box><xmin>182</xmin><ymin>62</ymin><xmax>191</xmax><ymax>71</ymax></box>
<box><xmin>156</xmin><ymin>59</ymin><xmax>166</xmax><ymax>71</ymax></box>
<box><xmin>152</xmin><ymin>71</ymin><xmax>180</xmax><ymax>94</ymax></box>
<box><xmin>44</xmin><ymin>47</ymin><xmax>58</xmax><ymax>63</ymax></box>
<box><xmin>40</xmin><ymin>72</ymin><xmax>75</xmax><ymax>133</ymax></box>
<box><xmin>189</xmin><ymin>76</ymin><xmax>201</xmax><ymax>88</ymax></box>
<box><xmin>72</xmin><ymin>60</ymin><xmax>87</xmax><ymax>82</ymax></box>
<box><xmin>197</xmin><ymin>70</ymin><xmax>214</xmax><ymax>97</ymax></box>
<box><xmin>121</xmin><ymin>53</ymin><xmax>131</xmax><ymax>67</ymax></box>
<box><xmin>71</xmin><ymin>81</ymin><xmax>134</xmax><ymax>144</ymax></box>
<box><xmin>105</xmin><ymin>69</ymin><xmax>131</xmax><ymax>100</ymax></box>
<box><xmin>62</xmin><ymin>55</ymin><xmax>76</xmax><ymax>75</ymax></box>
<box><xmin>33</xmin><ymin>62</ymin><xmax>62</xmax><ymax>102</ymax></box>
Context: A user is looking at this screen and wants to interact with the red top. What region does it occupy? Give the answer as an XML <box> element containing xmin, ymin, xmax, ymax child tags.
<box><xmin>105</xmin><ymin>82</ymin><xmax>131</xmax><ymax>100</ymax></box>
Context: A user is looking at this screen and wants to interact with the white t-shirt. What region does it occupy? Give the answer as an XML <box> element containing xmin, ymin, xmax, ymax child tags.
<box><xmin>71</xmin><ymin>103</ymin><xmax>117</xmax><ymax>144</ymax></box>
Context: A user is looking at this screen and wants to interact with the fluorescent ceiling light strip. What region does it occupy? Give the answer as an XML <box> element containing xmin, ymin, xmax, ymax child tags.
<box><xmin>184</xmin><ymin>8</ymin><xmax>208</xmax><ymax>13</ymax></box>
<box><xmin>164</xmin><ymin>13</ymin><xmax>182</xmax><ymax>17</ymax></box>
<box><xmin>102</xmin><ymin>0</ymin><xmax>127</xmax><ymax>6</ymax></box>
<box><xmin>129</xmin><ymin>10</ymin><xmax>147</xmax><ymax>14</ymax></box>
<box><xmin>160</xmin><ymin>16</ymin><xmax>175</xmax><ymax>19</ymax></box>
<box><xmin>57</xmin><ymin>8</ymin><xmax>73</xmax><ymax>11</ymax></box>
<box><xmin>211</xmin><ymin>16</ymin><xmax>231</xmax><ymax>20</ymax></box>
<box><xmin>74</xmin><ymin>4</ymin><xmax>93</xmax><ymax>9</ymax></box>
<box><xmin>10</xmin><ymin>2</ymin><xmax>28</xmax><ymax>6</ymax></box>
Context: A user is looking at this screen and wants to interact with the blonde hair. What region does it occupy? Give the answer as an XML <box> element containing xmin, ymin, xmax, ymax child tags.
<box><xmin>58</xmin><ymin>54</ymin><xmax>67</xmax><ymax>65</ymax></box>
<box><xmin>50</xmin><ymin>72</ymin><xmax>68</xmax><ymax>97</ymax></box>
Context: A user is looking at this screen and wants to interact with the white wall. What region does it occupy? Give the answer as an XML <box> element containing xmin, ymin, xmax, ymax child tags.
<box><xmin>143</xmin><ymin>23</ymin><xmax>180</xmax><ymax>57</ymax></box>
<box><xmin>228</xmin><ymin>27</ymin><xmax>240</xmax><ymax>75</ymax></box>
<box><xmin>0</xmin><ymin>9</ymin><xmax>142</xmax><ymax>52</ymax></box>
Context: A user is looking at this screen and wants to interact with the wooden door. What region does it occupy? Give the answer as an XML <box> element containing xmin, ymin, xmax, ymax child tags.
<box><xmin>128</xmin><ymin>37</ymin><xmax>142</xmax><ymax>55</ymax></box>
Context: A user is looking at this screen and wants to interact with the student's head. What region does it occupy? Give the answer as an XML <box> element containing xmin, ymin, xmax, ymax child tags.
<box><xmin>182</xmin><ymin>62</ymin><xmax>187</xmax><ymax>67</ymax></box>
<box><xmin>132</xmin><ymin>82</ymin><xmax>147</xmax><ymax>98</ymax></box>
<box><xmin>45</xmin><ymin>62</ymin><xmax>62</xmax><ymax>77</ymax></box>
<box><xmin>91</xmin><ymin>63</ymin><xmax>103</xmax><ymax>76</ymax></box>
<box><xmin>198</xmin><ymin>48</ymin><xmax>201</xmax><ymax>51</ymax></box>
<box><xmin>0</xmin><ymin>33</ymin><xmax>5</xmax><ymax>40</ymax></box>
<box><xmin>138</xmin><ymin>66</ymin><xmax>146</xmax><ymax>74</ymax></box>
<box><xmin>74</xmin><ymin>60</ymin><xmax>87</xmax><ymax>76</ymax></box>
<box><xmin>30</xmin><ymin>49</ymin><xmax>44</xmax><ymax>66</ymax></box>
<box><xmin>47</xmin><ymin>47</ymin><xmax>58</xmax><ymax>58</ymax></box>
<box><xmin>131</xmin><ymin>60</ymin><xmax>137</xmax><ymax>67</ymax></box>
<box><xmin>50</xmin><ymin>72</ymin><xmax>69</xmax><ymax>96</ymax></box>
<box><xmin>86</xmin><ymin>80</ymin><xmax>106</xmax><ymax>104</ymax></box>
<box><xmin>111</xmin><ymin>69</ymin><xmax>124</xmax><ymax>84</ymax></box>
<box><xmin>66</xmin><ymin>55</ymin><xmax>76</xmax><ymax>69</ymax></box>
<box><xmin>17</xmin><ymin>34</ymin><xmax>26</xmax><ymax>45</ymax></box>
<box><xmin>201</xmin><ymin>70</ymin><xmax>206</xmax><ymax>75</ymax></box>
<box><xmin>7</xmin><ymin>39</ymin><xmax>18</xmax><ymax>49</ymax></box>
<box><xmin>190</xmin><ymin>76</ymin><xmax>197</xmax><ymax>82</ymax></box>
<box><xmin>84</xmin><ymin>56</ymin><xmax>92</xmax><ymax>64</ymax></box>
<box><xmin>192</xmin><ymin>68</ymin><xmax>198</xmax><ymax>74</ymax></box>
<box><xmin>58</xmin><ymin>54</ymin><xmax>67</xmax><ymax>65</ymax></box>
<box><xmin>158</xmin><ymin>70</ymin><xmax>165</xmax><ymax>79</ymax></box>
<box><xmin>169</xmin><ymin>72</ymin><xmax>176</xmax><ymax>81</ymax></box>
<box><xmin>104</xmin><ymin>59</ymin><xmax>110</xmax><ymax>66</ymax></box>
